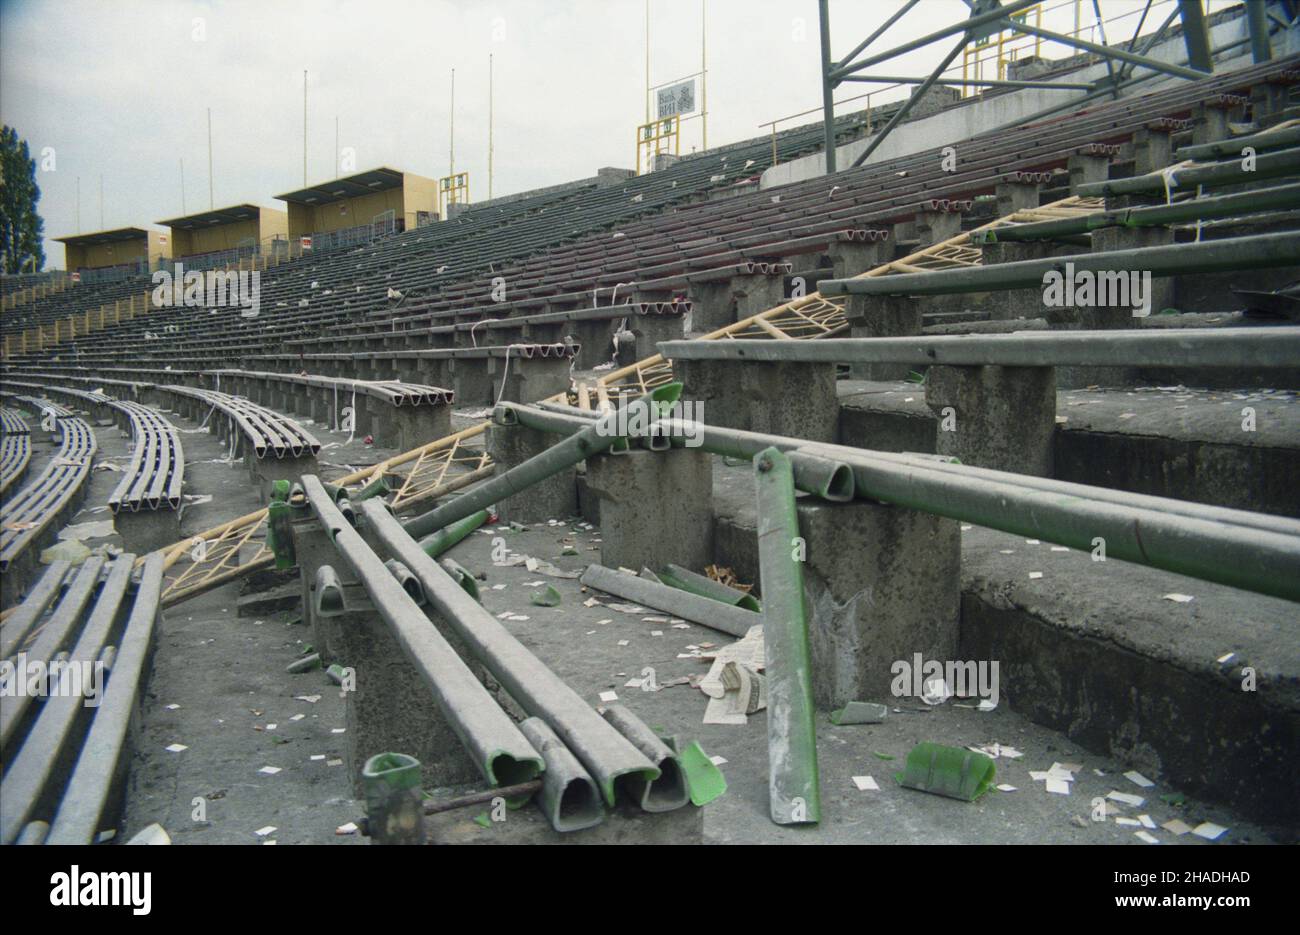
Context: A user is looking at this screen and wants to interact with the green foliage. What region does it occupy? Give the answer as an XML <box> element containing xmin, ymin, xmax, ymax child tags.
<box><xmin>0</xmin><ymin>126</ymin><xmax>46</xmax><ymax>274</ymax></box>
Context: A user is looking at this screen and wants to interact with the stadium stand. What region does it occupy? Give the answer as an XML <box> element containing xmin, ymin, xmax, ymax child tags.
<box><xmin>0</xmin><ymin>407</ymin><xmax>32</xmax><ymax>498</ymax></box>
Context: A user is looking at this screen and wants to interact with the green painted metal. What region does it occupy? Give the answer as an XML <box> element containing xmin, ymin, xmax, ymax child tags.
<box><xmin>420</xmin><ymin>509</ymin><xmax>490</xmax><ymax>559</ymax></box>
<box><xmin>896</xmin><ymin>743</ymin><xmax>996</xmax><ymax>801</ymax></box>
<box><xmin>972</xmin><ymin>182</ymin><xmax>1300</xmax><ymax>244</ymax></box>
<box><xmin>361</xmin><ymin>752</ymin><xmax>426</xmax><ymax>844</ymax></box>
<box><xmin>659</xmin><ymin>563</ymin><xmax>761</xmax><ymax>613</ymax></box>
<box><xmin>754</xmin><ymin>447</ymin><xmax>820</xmax><ymax>826</ymax></box>
<box><xmin>818</xmin><ymin>230</ymin><xmax>1300</xmax><ymax>295</ymax></box>
<box><xmin>1176</xmin><ymin>126</ymin><xmax>1300</xmax><ymax>162</ymax></box>
<box><xmin>404</xmin><ymin>383</ymin><xmax>683</xmax><ymax>541</ymax></box>
<box><xmin>1074</xmin><ymin>148</ymin><xmax>1300</xmax><ymax>198</ymax></box>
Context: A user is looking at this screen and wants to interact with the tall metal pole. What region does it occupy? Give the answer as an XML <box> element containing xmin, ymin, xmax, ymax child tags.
<box><xmin>207</xmin><ymin>107</ymin><xmax>215</xmax><ymax>208</ymax></box>
<box><xmin>302</xmin><ymin>70</ymin><xmax>308</xmax><ymax>186</ymax></box>
<box><xmin>180</xmin><ymin>158</ymin><xmax>186</xmax><ymax>215</ymax></box>
<box><xmin>449</xmin><ymin>68</ymin><xmax>455</xmax><ymax>182</ymax></box>
<box><xmin>701</xmin><ymin>0</ymin><xmax>707</xmax><ymax>151</ymax></box>
<box><xmin>98</xmin><ymin>175</ymin><xmax>103</xmax><ymax>229</ymax></box>
<box><xmin>335</xmin><ymin>116</ymin><xmax>339</xmax><ymax>178</ymax></box>
<box><xmin>645</xmin><ymin>0</ymin><xmax>650</xmax><ymax>125</ymax></box>
<box><xmin>1176</xmin><ymin>0</ymin><xmax>1214</xmax><ymax>73</ymax></box>
<box><xmin>1246</xmin><ymin>0</ymin><xmax>1272</xmax><ymax>62</ymax></box>
<box><xmin>817</xmin><ymin>0</ymin><xmax>836</xmax><ymax>174</ymax></box>
<box><xmin>488</xmin><ymin>54</ymin><xmax>494</xmax><ymax>199</ymax></box>
<box><xmin>75</xmin><ymin>177</ymin><xmax>80</xmax><ymax>233</ymax></box>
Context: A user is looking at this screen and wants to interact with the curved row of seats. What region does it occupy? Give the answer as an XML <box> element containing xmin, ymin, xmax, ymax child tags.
<box><xmin>0</xmin><ymin>398</ymin><xmax>97</xmax><ymax>602</ymax></box>
<box><xmin>0</xmin><ymin>407</ymin><xmax>31</xmax><ymax>497</ymax></box>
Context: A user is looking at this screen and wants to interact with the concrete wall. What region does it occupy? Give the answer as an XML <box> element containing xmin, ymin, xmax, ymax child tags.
<box><xmin>286</xmin><ymin>188</ymin><xmax>405</xmax><ymax>238</ymax></box>
<box><xmin>65</xmin><ymin>232</ymin><xmax>169</xmax><ymax>270</ymax></box>
<box><xmin>761</xmin><ymin>12</ymin><xmax>1263</xmax><ymax>189</ymax></box>
<box><xmin>400</xmin><ymin>172</ymin><xmax>438</xmax><ymax>227</ymax></box>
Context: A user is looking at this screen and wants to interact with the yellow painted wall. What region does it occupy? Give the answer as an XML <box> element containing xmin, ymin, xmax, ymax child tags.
<box><xmin>259</xmin><ymin>207</ymin><xmax>289</xmax><ymax>244</ymax></box>
<box><xmin>286</xmin><ymin>188</ymin><xmax>405</xmax><ymax>238</ymax></box>
<box><xmin>65</xmin><ymin>237</ymin><xmax>148</xmax><ymax>270</ymax></box>
<box><xmin>401</xmin><ymin>173</ymin><xmax>438</xmax><ymax>227</ymax></box>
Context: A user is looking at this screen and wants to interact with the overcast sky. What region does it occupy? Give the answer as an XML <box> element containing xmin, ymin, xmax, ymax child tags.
<box><xmin>1</xmin><ymin>0</ymin><xmax>1231</xmax><ymax>269</ymax></box>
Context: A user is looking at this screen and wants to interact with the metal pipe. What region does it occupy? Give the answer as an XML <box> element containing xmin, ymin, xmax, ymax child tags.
<box><xmin>659</xmin><ymin>562</ymin><xmax>760</xmax><ymax>612</ymax></box>
<box><xmin>818</xmin><ymin>0</ymin><xmax>838</xmax><ymax>174</ymax></box>
<box><xmin>600</xmin><ymin>704</ymin><xmax>690</xmax><ymax>812</ymax></box>
<box><xmin>403</xmin><ymin>383</ymin><xmax>682</xmax><ymax>540</ymax></box>
<box><xmin>817</xmin><ymin>231</ymin><xmax>1300</xmax><ymax>295</ymax></box>
<box><xmin>1246</xmin><ymin>0</ymin><xmax>1273</xmax><ymax>62</ymax></box>
<box><xmin>841</xmin><ymin>74</ymin><xmax>1094</xmax><ymax>91</ymax></box>
<box><xmin>580</xmin><ymin>563</ymin><xmax>760</xmax><ymax>638</ymax></box>
<box><xmin>518</xmin><ymin>717</ymin><xmax>604</xmax><ymax>832</ymax></box>
<box><xmin>1077</xmin><ymin>148</ymin><xmax>1300</xmax><ymax>197</ymax></box>
<box><xmin>974</xmin><ymin>182</ymin><xmax>1300</xmax><ymax>241</ymax></box>
<box><xmin>420</xmin><ymin>508</ymin><xmax>489</xmax><ymax>558</ymax></box>
<box><xmin>755</xmin><ymin>448</ymin><xmax>820</xmax><ymax>826</ymax></box>
<box><xmin>1176</xmin><ymin>0</ymin><xmax>1214</xmax><ymax>73</ymax></box>
<box><xmin>834</xmin><ymin>0</ymin><xmax>920</xmax><ymax>73</ymax></box>
<box><xmin>502</xmin><ymin>406</ymin><xmax>1300</xmax><ymax>602</ymax></box>
<box><xmin>301</xmin><ymin>475</ymin><xmax>544</xmax><ymax>789</ymax></box>
<box><xmin>506</xmin><ymin>402</ymin><xmax>855</xmax><ymax>501</ymax></box>
<box><xmin>359</xmin><ymin>497</ymin><xmax>660</xmax><ymax>806</ymax></box>
<box><xmin>658</xmin><ymin>328</ymin><xmax>1300</xmax><ymax>369</ymax></box>
<box><xmin>1176</xmin><ymin>126</ymin><xmax>1300</xmax><ymax>161</ymax></box>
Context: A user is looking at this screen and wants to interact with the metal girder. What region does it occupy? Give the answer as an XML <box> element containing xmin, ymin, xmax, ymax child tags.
<box><xmin>841</xmin><ymin>74</ymin><xmax>1094</xmax><ymax>91</ymax></box>
<box><xmin>1000</xmin><ymin>16</ymin><xmax>1210</xmax><ymax>80</ymax></box>
<box><xmin>1247</xmin><ymin>0</ymin><xmax>1274</xmax><ymax>62</ymax></box>
<box><xmin>1178</xmin><ymin>0</ymin><xmax>1215</xmax><ymax>73</ymax></box>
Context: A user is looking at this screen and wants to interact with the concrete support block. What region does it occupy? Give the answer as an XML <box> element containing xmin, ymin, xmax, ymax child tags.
<box><xmin>980</xmin><ymin>241</ymin><xmax>1061</xmax><ymax>322</ymax></box>
<box><xmin>824</xmin><ymin>238</ymin><xmax>892</xmax><ymax>279</ymax></box>
<box><xmin>487</xmin><ymin>421</ymin><xmax>577</xmax><ymax>523</ymax></box>
<box><xmin>389</xmin><ymin>403</ymin><xmax>452</xmax><ymax>452</ymax></box>
<box><xmin>996</xmin><ymin>180</ymin><xmax>1040</xmax><ymax>216</ymax></box>
<box><xmin>916</xmin><ymin>209</ymin><xmax>961</xmax><ymax>246</ymax></box>
<box><xmin>452</xmin><ymin>359</ymin><xmax>496</xmax><ymax>408</ymax></box>
<box><xmin>1132</xmin><ymin>127</ymin><xmax>1173</xmax><ymax>174</ymax></box>
<box><xmin>797</xmin><ymin>498</ymin><xmax>960</xmax><ymax>708</ymax></box>
<box><xmin>585</xmin><ymin>447</ymin><xmax>713</xmax><ymax>572</ymax></box>
<box><xmin>631</xmin><ymin>313</ymin><xmax>686</xmax><ymax>362</ymax></box>
<box><xmin>846</xmin><ymin>294</ymin><xmax>922</xmax><ymax>381</ymax></box>
<box><xmin>925</xmin><ymin>364</ymin><xmax>1056</xmax><ymax>476</ymax></box>
<box><xmin>575</xmin><ymin>319</ymin><xmax>614</xmax><ymax>368</ymax></box>
<box><xmin>495</xmin><ymin>356</ymin><xmax>571</xmax><ymax>405</ymax></box>
<box><xmin>1068</xmin><ymin>152</ymin><xmax>1110</xmax><ymax>192</ymax></box>
<box><xmin>687</xmin><ymin>273</ymin><xmax>785</xmax><ymax>333</ymax></box>
<box><xmin>251</xmin><ymin>454</ymin><xmax>318</xmax><ymax>499</ymax></box>
<box><xmin>1191</xmin><ymin>103</ymin><xmax>1233</xmax><ymax>146</ymax></box>
<box><xmin>675</xmin><ymin>358</ymin><xmax>838</xmax><ymax>442</ymax></box>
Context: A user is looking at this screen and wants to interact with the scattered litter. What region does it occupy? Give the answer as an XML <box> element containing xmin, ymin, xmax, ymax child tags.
<box><xmin>1162</xmin><ymin>818</ymin><xmax>1193</xmax><ymax>836</ymax></box>
<box><xmin>327</xmin><ymin>758</ymin><xmax>344</xmax><ymax>767</ymax></box>
<box><xmin>1192</xmin><ymin>821</ymin><xmax>1227</xmax><ymax>841</ymax></box>
<box><xmin>165</xmin><ymin>743</ymin><xmax>188</xmax><ymax>753</ymax></box>
<box><xmin>996</xmin><ymin>784</ymin><xmax>1017</xmax><ymax>792</ymax></box>
<box><xmin>617</xmin><ymin>639</ymin><xmax>630</xmax><ymax>646</ymax></box>
<box><xmin>968</xmin><ymin>743</ymin><xmax>1022</xmax><ymax>759</ymax></box>
<box><xmin>259</xmin><ymin>766</ymin><xmax>282</xmax><ymax>775</ymax></box>
<box><xmin>1115</xmin><ymin>816</ymin><xmax>1141</xmax><ymax>827</ymax></box>
<box><xmin>1124</xmin><ymin>770</ymin><xmax>1155</xmax><ymax>788</ymax></box>
<box><xmin>1162</xmin><ymin>593</ymin><xmax>1195</xmax><ymax>603</ymax></box>
<box><xmin>254</xmin><ymin>826</ymin><xmax>277</xmax><ymax>837</ymax></box>
<box><xmin>507</xmin><ymin>614</ymin><xmax>530</xmax><ymax>622</ymax></box>
<box><xmin>598</xmin><ymin>691</ymin><xmax>619</xmax><ymax>703</ymax></box>
<box><xmin>58</xmin><ymin>519</ymin><xmax>116</xmax><ymax>540</ymax></box>
<box><xmin>896</xmin><ymin>742</ymin><xmax>996</xmax><ymax>801</ymax></box>
<box><xmin>290</xmin><ymin>714</ymin><xmax>305</xmax><ymax>722</ymax></box>
<box><xmin>331</xmin><ymin>728</ymin><xmax>346</xmax><ymax>734</ymax></box>
<box><xmin>597</xmin><ymin>619</ymin><xmax>612</xmax><ymax>625</ymax></box>
<box><xmin>530</xmin><ymin>585</ymin><xmax>562</xmax><ymax>607</ymax></box>
<box><xmin>311</xmin><ymin>755</ymin><xmax>326</xmax><ymax>761</ymax></box>
<box><xmin>295</xmin><ymin>694</ymin><xmax>322</xmax><ymax>704</ymax></box>
<box><xmin>1107</xmin><ymin>790</ymin><xmax>1145</xmax><ymax>807</ymax></box>
<box><xmin>852</xmin><ymin>776</ymin><xmax>880</xmax><ymax>791</ymax></box>
<box><xmin>165</xmin><ymin>704</ymin><xmax>180</xmax><ymax>711</ymax></box>
<box><xmin>336</xmin><ymin>822</ymin><xmax>359</xmax><ymax>835</ymax></box>
<box><xmin>1216</xmin><ymin>652</ymin><xmax>1236</xmax><ymax>664</ymax></box>
<box><xmin>1138</xmin><ymin>814</ymin><xmax>1156</xmax><ymax>829</ymax></box>
<box><xmin>608</xmin><ymin>602</ymin><xmax>649</xmax><ymax>614</ymax></box>
<box><xmin>1134</xmin><ymin>830</ymin><xmax>1159</xmax><ymax>844</ymax></box>
<box><xmin>829</xmin><ymin>701</ymin><xmax>888</xmax><ymax>725</ymax></box>
<box><xmin>702</xmin><ymin>661</ymin><xmax>765</xmax><ymax>725</ymax></box>
<box><xmin>1050</xmin><ymin>546</ymin><xmax>1069</xmax><ymax>552</ymax></box>
<box><xmin>582</xmin><ymin>597</ymin><xmax>601</xmax><ymax>607</ymax></box>
<box><xmin>709</xmin><ymin>755</ymin><xmax>728</xmax><ymax>766</ymax></box>
<box><xmin>286</xmin><ymin>652</ymin><xmax>321</xmax><ymax>674</ymax></box>
<box><xmin>1028</xmin><ymin>571</ymin><xmax>1044</xmax><ymax>580</ymax></box>
<box><xmin>1045</xmin><ymin>778</ymin><xmax>1071</xmax><ymax>795</ymax></box>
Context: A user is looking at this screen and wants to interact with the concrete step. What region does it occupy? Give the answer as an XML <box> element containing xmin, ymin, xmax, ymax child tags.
<box><xmin>707</xmin><ymin>459</ymin><xmax>1299</xmax><ymax>834</ymax></box>
<box><xmin>836</xmin><ymin>380</ymin><xmax>1300</xmax><ymax>517</ymax></box>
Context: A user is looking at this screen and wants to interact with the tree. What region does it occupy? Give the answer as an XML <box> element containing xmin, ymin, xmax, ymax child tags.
<box><xmin>0</xmin><ymin>125</ymin><xmax>46</xmax><ymax>274</ymax></box>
